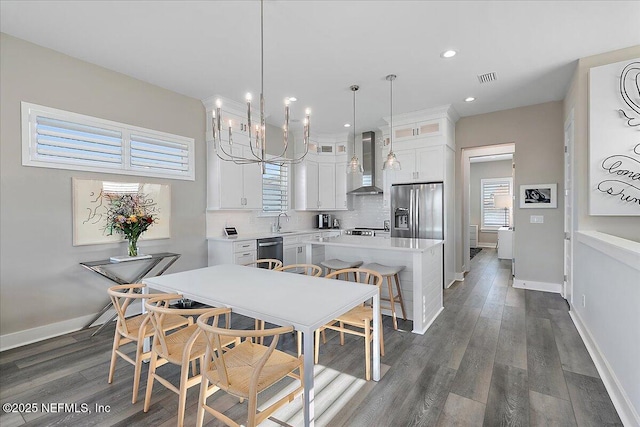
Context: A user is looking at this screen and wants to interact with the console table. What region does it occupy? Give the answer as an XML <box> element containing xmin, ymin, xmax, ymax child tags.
<box><xmin>80</xmin><ymin>252</ymin><xmax>181</xmax><ymax>336</ymax></box>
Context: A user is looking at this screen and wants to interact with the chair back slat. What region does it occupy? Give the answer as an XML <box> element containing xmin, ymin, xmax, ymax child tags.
<box><xmin>275</xmin><ymin>264</ymin><xmax>322</xmax><ymax>277</ymax></box>
<box><xmin>243</xmin><ymin>258</ymin><xmax>283</xmax><ymax>269</ymax></box>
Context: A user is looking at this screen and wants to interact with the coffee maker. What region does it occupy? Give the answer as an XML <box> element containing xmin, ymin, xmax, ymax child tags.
<box><xmin>316</xmin><ymin>214</ymin><xmax>332</xmax><ymax>229</ymax></box>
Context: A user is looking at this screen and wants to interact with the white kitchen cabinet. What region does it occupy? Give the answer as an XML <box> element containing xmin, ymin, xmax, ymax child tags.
<box><xmin>295</xmin><ymin>157</ymin><xmax>344</xmax><ymax>211</ymax></box>
<box><xmin>318</xmin><ymin>162</ymin><xmax>336</xmax><ymax>209</ymax></box>
<box><xmin>208</xmin><ymin>239</ymin><xmax>256</xmax><ymax>266</ymax></box>
<box><xmin>208</xmin><ymin>144</ymin><xmax>262</xmax><ymax>210</ymax></box>
<box><xmin>392</xmin><ymin>118</ymin><xmax>442</xmax><ymax>142</ymax></box>
<box><xmin>335</xmin><ymin>154</ymin><xmax>348</xmax><ymax>209</ymax></box>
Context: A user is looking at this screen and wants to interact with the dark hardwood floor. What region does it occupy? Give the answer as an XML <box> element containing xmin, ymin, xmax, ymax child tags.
<box><xmin>0</xmin><ymin>249</ymin><xmax>622</xmax><ymax>426</ymax></box>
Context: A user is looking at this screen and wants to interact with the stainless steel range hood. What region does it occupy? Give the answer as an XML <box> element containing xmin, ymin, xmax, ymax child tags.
<box><xmin>348</xmin><ymin>131</ymin><xmax>383</xmax><ymax>195</ymax></box>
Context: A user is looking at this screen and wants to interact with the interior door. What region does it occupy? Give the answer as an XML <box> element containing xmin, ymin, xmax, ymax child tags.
<box><xmin>563</xmin><ymin>111</ymin><xmax>574</xmax><ymax>304</ymax></box>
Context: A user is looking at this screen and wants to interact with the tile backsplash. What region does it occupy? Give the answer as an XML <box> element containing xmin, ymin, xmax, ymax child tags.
<box><xmin>206</xmin><ymin>195</ymin><xmax>390</xmax><ymax>237</ymax></box>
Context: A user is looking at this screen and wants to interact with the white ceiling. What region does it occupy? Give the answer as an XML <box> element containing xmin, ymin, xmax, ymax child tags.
<box><xmin>2</xmin><ymin>1</ymin><xmax>639</xmax><ymax>137</ymax></box>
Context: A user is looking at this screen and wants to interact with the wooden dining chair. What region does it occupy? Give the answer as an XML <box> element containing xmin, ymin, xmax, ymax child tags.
<box><xmin>143</xmin><ymin>294</ymin><xmax>236</xmax><ymax>427</ymax></box>
<box><xmin>107</xmin><ymin>284</ymin><xmax>191</xmax><ymax>404</ymax></box>
<box><xmin>275</xmin><ymin>263</ymin><xmax>322</xmax><ymax>277</ymax></box>
<box><xmin>275</xmin><ymin>263</ymin><xmax>322</xmax><ymax>355</ymax></box>
<box><xmin>243</xmin><ymin>258</ymin><xmax>283</xmax><ymax>269</ymax></box>
<box><xmin>314</xmin><ymin>268</ymin><xmax>385</xmax><ymax>381</ymax></box>
<box><xmin>195</xmin><ymin>309</ymin><xmax>304</xmax><ymax>427</ymax></box>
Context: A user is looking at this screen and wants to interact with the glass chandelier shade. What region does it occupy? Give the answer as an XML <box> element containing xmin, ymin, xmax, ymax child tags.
<box><xmin>210</xmin><ymin>0</ymin><xmax>311</xmax><ymax>173</ymax></box>
<box><xmin>383</xmin><ymin>74</ymin><xmax>402</xmax><ymax>171</ymax></box>
<box><xmin>346</xmin><ymin>84</ymin><xmax>363</xmax><ymax>174</ymax></box>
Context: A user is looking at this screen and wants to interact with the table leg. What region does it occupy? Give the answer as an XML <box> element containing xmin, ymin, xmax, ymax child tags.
<box><xmin>372</xmin><ymin>293</ymin><xmax>380</xmax><ymax>381</ymax></box>
<box><xmin>83</xmin><ymin>301</ymin><xmax>114</xmax><ymax>330</ymax></box>
<box><xmin>303</xmin><ymin>331</ymin><xmax>315</xmax><ymax>427</ymax></box>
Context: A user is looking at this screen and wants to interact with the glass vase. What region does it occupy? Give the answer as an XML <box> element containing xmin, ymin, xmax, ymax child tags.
<box><xmin>127</xmin><ymin>236</ymin><xmax>139</xmax><ymax>257</ymax></box>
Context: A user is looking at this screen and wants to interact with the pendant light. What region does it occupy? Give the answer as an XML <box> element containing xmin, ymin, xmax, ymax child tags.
<box><xmin>382</xmin><ymin>74</ymin><xmax>401</xmax><ymax>171</ymax></box>
<box><xmin>211</xmin><ymin>0</ymin><xmax>311</xmax><ymax>173</ymax></box>
<box><xmin>346</xmin><ymin>85</ymin><xmax>364</xmax><ymax>174</ymax></box>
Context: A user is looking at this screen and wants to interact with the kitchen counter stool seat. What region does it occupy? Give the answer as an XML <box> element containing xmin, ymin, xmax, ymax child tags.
<box><xmin>321</xmin><ymin>259</ymin><xmax>363</xmax><ymax>280</ymax></box>
<box><xmin>362</xmin><ymin>262</ymin><xmax>407</xmax><ymax>330</ymax></box>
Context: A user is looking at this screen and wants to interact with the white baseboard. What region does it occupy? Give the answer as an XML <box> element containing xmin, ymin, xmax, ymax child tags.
<box><xmin>413</xmin><ymin>306</ymin><xmax>444</xmax><ymax>335</ymax></box>
<box><xmin>513</xmin><ymin>278</ymin><xmax>562</xmax><ymax>293</ymax></box>
<box><xmin>0</xmin><ymin>307</ymin><xmax>140</xmax><ymax>352</ymax></box>
<box><xmin>455</xmin><ymin>272</ymin><xmax>465</xmax><ymax>282</ymax></box>
<box><xmin>477</xmin><ymin>242</ymin><xmax>497</xmax><ymax>248</ymax></box>
<box><xmin>569</xmin><ymin>308</ymin><xmax>640</xmax><ymax>427</ymax></box>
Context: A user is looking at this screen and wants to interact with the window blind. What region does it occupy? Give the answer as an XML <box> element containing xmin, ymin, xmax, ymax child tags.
<box><xmin>262</xmin><ymin>162</ymin><xmax>289</xmax><ymax>213</ymax></box>
<box><xmin>481</xmin><ymin>178</ymin><xmax>512</xmax><ymax>229</ymax></box>
<box><xmin>35</xmin><ymin>116</ymin><xmax>123</xmax><ymax>167</ymax></box>
<box><xmin>22</xmin><ymin>102</ymin><xmax>195</xmax><ymax>180</ymax></box>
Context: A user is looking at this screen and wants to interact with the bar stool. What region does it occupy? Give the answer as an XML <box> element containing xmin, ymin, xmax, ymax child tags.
<box><xmin>362</xmin><ymin>262</ymin><xmax>407</xmax><ymax>330</ymax></box>
<box><xmin>321</xmin><ymin>259</ymin><xmax>363</xmax><ymax>280</ymax></box>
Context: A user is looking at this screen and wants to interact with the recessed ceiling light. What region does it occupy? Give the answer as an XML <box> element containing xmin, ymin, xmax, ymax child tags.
<box><xmin>441</xmin><ymin>50</ymin><xmax>457</xmax><ymax>58</ymax></box>
<box><xmin>465</xmin><ymin>97</ymin><xmax>476</xmax><ymax>102</ymax></box>
<box><xmin>287</xmin><ymin>97</ymin><xmax>297</xmax><ymax>102</ymax></box>
<box><xmin>344</xmin><ymin>123</ymin><xmax>351</xmax><ymax>128</ymax></box>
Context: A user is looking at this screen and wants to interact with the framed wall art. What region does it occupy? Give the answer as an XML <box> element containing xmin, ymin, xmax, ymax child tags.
<box><xmin>519</xmin><ymin>183</ymin><xmax>557</xmax><ymax>209</ymax></box>
<box><xmin>72</xmin><ymin>178</ymin><xmax>171</xmax><ymax>246</ymax></box>
<box><xmin>588</xmin><ymin>58</ymin><xmax>640</xmax><ymax>216</ymax></box>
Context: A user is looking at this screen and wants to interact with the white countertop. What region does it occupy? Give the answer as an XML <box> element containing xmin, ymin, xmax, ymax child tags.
<box><xmin>208</xmin><ymin>228</ymin><xmax>342</xmax><ymax>242</ymax></box>
<box><xmin>305</xmin><ymin>235</ymin><xmax>443</xmax><ymax>253</ymax></box>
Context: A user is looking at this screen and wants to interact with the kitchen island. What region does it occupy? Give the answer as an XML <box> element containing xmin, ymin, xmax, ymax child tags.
<box><xmin>305</xmin><ymin>235</ymin><xmax>443</xmax><ymax>334</ymax></box>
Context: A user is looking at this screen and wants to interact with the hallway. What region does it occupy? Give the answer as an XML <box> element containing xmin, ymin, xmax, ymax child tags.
<box><xmin>339</xmin><ymin>248</ymin><xmax>622</xmax><ymax>426</ymax></box>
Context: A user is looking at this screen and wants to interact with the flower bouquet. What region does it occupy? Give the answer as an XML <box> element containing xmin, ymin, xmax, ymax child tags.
<box><xmin>103</xmin><ymin>192</ymin><xmax>156</xmax><ymax>257</ymax></box>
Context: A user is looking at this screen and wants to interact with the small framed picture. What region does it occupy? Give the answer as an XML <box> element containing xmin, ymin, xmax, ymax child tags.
<box><xmin>519</xmin><ymin>183</ymin><xmax>557</xmax><ymax>208</ymax></box>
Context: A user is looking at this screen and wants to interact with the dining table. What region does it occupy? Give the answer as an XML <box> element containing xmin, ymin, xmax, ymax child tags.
<box><xmin>142</xmin><ymin>263</ymin><xmax>380</xmax><ymax>427</ymax></box>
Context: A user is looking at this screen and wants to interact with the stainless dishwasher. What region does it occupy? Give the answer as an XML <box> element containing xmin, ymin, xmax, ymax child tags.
<box><xmin>256</xmin><ymin>236</ymin><xmax>283</xmax><ymax>267</ymax></box>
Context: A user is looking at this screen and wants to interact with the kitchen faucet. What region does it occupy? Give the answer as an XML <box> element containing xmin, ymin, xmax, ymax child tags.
<box><xmin>276</xmin><ymin>212</ymin><xmax>289</xmax><ymax>232</ymax></box>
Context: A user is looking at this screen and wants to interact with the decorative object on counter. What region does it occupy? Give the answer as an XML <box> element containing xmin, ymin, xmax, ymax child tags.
<box><xmin>519</xmin><ymin>183</ymin><xmax>557</xmax><ymax>208</ymax></box>
<box><xmin>493</xmin><ymin>194</ymin><xmax>512</xmax><ymax>227</ymax></box>
<box><xmin>346</xmin><ymin>84</ymin><xmax>364</xmax><ymax>174</ymax></box>
<box><xmin>72</xmin><ymin>178</ymin><xmax>170</xmax><ymax>246</ymax></box>
<box><xmin>209</xmin><ymin>0</ymin><xmax>311</xmax><ymax>173</ymax></box>
<box><xmin>103</xmin><ymin>191</ymin><xmax>157</xmax><ymax>257</ymax></box>
<box><xmin>382</xmin><ymin>74</ymin><xmax>401</xmax><ymax>171</ymax></box>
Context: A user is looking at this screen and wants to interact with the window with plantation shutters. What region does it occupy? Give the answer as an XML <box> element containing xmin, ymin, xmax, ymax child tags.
<box><xmin>262</xmin><ymin>162</ymin><xmax>289</xmax><ymax>213</ymax></box>
<box><xmin>21</xmin><ymin>102</ymin><xmax>195</xmax><ymax>180</ymax></box>
<box><xmin>481</xmin><ymin>177</ymin><xmax>513</xmax><ymax>230</ymax></box>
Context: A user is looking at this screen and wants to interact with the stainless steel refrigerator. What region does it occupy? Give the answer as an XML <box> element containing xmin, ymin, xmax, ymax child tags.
<box><xmin>390</xmin><ymin>182</ymin><xmax>444</xmax><ymax>239</ymax></box>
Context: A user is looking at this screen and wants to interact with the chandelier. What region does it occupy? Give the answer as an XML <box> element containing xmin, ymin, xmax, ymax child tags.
<box><xmin>211</xmin><ymin>0</ymin><xmax>311</xmax><ymax>172</ymax></box>
<box><xmin>382</xmin><ymin>74</ymin><xmax>401</xmax><ymax>171</ymax></box>
<box><xmin>346</xmin><ymin>84</ymin><xmax>364</xmax><ymax>174</ymax></box>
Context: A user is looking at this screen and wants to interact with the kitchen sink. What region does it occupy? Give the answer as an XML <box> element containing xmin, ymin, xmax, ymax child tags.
<box><xmin>277</xmin><ymin>231</ymin><xmax>296</xmax><ymax>234</ymax></box>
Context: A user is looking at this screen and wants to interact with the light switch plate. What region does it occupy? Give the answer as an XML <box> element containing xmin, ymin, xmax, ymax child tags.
<box><xmin>530</xmin><ymin>215</ymin><xmax>544</xmax><ymax>224</ymax></box>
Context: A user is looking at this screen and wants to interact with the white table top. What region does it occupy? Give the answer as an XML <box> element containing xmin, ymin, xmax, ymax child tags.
<box><xmin>305</xmin><ymin>235</ymin><xmax>444</xmax><ymax>253</ymax></box>
<box><xmin>142</xmin><ymin>264</ymin><xmax>377</xmax><ymax>333</ymax></box>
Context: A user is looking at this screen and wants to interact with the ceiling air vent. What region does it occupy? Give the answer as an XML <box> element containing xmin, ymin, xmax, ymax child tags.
<box><xmin>477</xmin><ymin>72</ymin><xmax>497</xmax><ymax>84</ymax></box>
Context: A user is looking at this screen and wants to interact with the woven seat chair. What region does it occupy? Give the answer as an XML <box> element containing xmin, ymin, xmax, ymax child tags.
<box><xmin>143</xmin><ymin>294</ymin><xmax>236</xmax><ymax>427</ymax></box>
<box><xmin>314</xmin><ymin>268</ymin><xmax>385</xmax><ymax>380</ymax></box>
<box><xmin>243</xmin><ymin>258</ymin><xmax>283</xmax><ymax>269</ymax></box>
<box><xmin>274</xmin><ymin>263</ymin><xmax>322</xmax><ymax>355</ymax></box>
<box><xmin>195</xmin><ymin>308</ymin><xmax>304</xmax><ymax>427</ymax></box>
<box><xmin>107</xmin><ymin>284</ymin><xmax>191</xmax><ymax>404</ymax></box>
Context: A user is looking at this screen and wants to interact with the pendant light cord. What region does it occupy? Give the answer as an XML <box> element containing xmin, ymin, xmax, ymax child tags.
<box><xmin>353</xmin><ymin>87</ymin><xmax>356</xmax><ymax>156</ymax></box>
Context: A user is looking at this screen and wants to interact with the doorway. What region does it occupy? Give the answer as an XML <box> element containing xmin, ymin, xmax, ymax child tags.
<box><xmin>461</xmin><ymin>143</ymin><xmax>515</xmax><ymax>275</ymax></box>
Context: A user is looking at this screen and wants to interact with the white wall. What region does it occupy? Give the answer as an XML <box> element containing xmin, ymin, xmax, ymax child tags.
<box><xmin>470</xmin><ymin>160</ymin><xmax>513</xmax><ymax>246</ymax></box>
<box><xmin>571</xmin><ymin>232</ymin><xmax>640</xmax><ymax>426</ymax></box>
<box><xmin>0</xmin><ymin>33</ymin><xmax>207</xmax><ymax>348</ymax></box>
<box><xmin>456</xmin><ymin>102</ymin><xmax>565</xmax><ymax>287</ymax></box>
<box><xmin>563</xmin><ymin>45</ymin><xmax>640</xmax><ymax>426</ymax></box>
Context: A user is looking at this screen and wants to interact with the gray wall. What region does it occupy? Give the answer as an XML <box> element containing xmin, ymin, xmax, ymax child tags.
<box><xmin>456</xmin><ymin>101</ymin><xmax>565</xmax><ymax>286</ymax></box>
<box><xmin>564</xmin><ymin>45</ymin><xmax>640</xmax><ymax>242</ymax></box>
<box><xmin>0</xmin><ymin>34</ymin><xmax>207</xmax><ymax>339</ymax></box>
<box><xmin>470</xmin><ymin>160</ymin><xmax>513</xmax><ymax>245</ymax></box>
